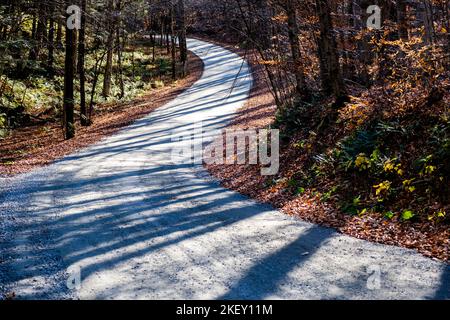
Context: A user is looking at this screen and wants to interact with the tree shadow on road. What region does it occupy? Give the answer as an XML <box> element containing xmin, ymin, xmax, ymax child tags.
<box><xmin>433</xmin><ymin>266</ymin><xmax>450</xmax><ymax>300</ymax></box>
<box><xmin>218</xmin><ymin>225</ymin><xmax>332</xmax><ymax>299</ymax></box>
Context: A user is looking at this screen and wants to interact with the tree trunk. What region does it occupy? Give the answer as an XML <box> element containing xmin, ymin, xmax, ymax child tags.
<box><xmin>31</xmin><ymin>11</ymin><xmax>37</xmax><ymax>40</ymax></box>
<box><xmin>176</xmin><ymin>0</ymin><xmax>188</xmax><ymax>77</ymax></box>
<box><xmin>316</xmin><ymin>0</ymin><xmax>346</xmax><ymax>100</ymax></box>
<box><xmin>102</xmin><ymin>0</ymin><xmax>115</xmax><ymax>99</ymax></box>
<box><xmin>397</xmin><ymin>0</ymin><xmax>409</xmax><ymax>41</ymax></box>
<box><xmin>170</xmin><ymin>7</ymin><xmax>177</xmax><ymax>80</ymax></box>
<box><xmin>166</xmin><ymin>18</ymin><xmax>171</xmax><ymax>54</ymax></box>
<box><xmin>29</xmin><ymin>3</ymin><xmax>46</xmax><ymax>61</ymax></box>
<box><xmin>285</xmin><ymin>0</ymin><xmax>308</xmax><ymax>98</ymax></box>
<box><xmin>422</xmin><ymin>0</ymin><xmax>435</xmax><ymax>44</ymax></box>
<box><xmin>47</xmin><ymin>3</ymin><xmax>55</xmax><ymax>73</ymax></box>
<box><xmin>256</xmin><ymin>0</ymin><xmax>272</xmax><ymax>50</ymax></box>
<box><xmin>78</xmin><ymin>0</ymin><xmax>88</xmax><ymax>126</ymax></box>
<box><xmin>160</xmin><ymin>17</ymin><xmax>164</xmax><ymax>46</ymax></box>
<box><xmin>56</xmin><ymin>17</ymin><xmax>63</xmax><ymax>50</ymax></box>
<box><xmin>355</xmin><ymin>0</ymin><xmax>371</xmax><ymax>85</ymax></box>
<box><xmin>63</xmin><ymin>1</ymin><xmax>76</xmax><ymax>139</ymax></box>
<box><xmin>152</xmin><ymin>33</ymin><xmax>156</xmax><ymax>62</ymax></box>
<box><xmin>116</xmin><ymin>0</ymin><xmax>125</xmax><ymax>99</ymax></box>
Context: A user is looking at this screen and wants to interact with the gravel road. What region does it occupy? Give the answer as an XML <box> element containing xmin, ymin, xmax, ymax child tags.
<box><xmin>0</xmin><ymin>38</ymin><xmax>448</xmax><ymax>300</ymax></box>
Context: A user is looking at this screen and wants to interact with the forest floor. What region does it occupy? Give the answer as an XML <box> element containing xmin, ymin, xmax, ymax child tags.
<box><xmin>199</xmin><ymin>36</ymin><xmax>449</xmax><ymax>263</ymax></box>
<box><xmin>0</xmin><ymin>51</ymin><xmax>203</xmax><ymax>176</ymax></box>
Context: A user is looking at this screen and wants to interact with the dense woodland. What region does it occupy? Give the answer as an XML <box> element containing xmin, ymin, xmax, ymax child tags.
<box><xmin>0</xmin><ymin>0</ymin><xmax>188</xmax><ymax>139</ymax></box>
<box><xmin>1</xmin><ymin>1</ymin><xmax>449</xmax><ymax>257</ymax></box>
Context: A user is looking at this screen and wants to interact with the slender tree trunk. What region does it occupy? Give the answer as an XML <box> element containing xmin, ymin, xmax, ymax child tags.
<box><xmin>102</xmin><ymin>0</ymin><xmax>115</xmax><ymax>99</ymax></box>
<box><xmin>316</xmin><ymin>0</ymin><xmax>346</xmax><ymax>100</ymax></box>
<box><xmin>170</xmin><ymin>7</ymin><xmax>177</xmax><ymax>80</ymax></box>
<box><xmin>353</xmin><ymin>0</ymin><xmax>371</xmax><ymax>85</ymax></box>
<box><xmin>29</xmin><ymin>12</ymin><xmax>37</xmax><ymax>59</ymax></box>
<box><xmin>116</xmin><ymin>0</ymin><xmax>125</xmax><ymax>99</ymax></box>
<box><xmin>89</xmin><ymin>52</ymin><xmax>108</xmax><ymax>124</ymax></box>
<box><xmin>397</xmin><ymin>0</ymin><xmax>409</xmax><ymax>41</ymax></box>
<box><xmin>422</xmin><ymin>0</ymin><xmax>435</xmax><ymax>44</ymax></box>
<box><xmin>446</xmin><ymin>0</ymin><xmax>450</xmax><ymax>66</ymax></box>
<box><xmin>285</xmin><ymin>0</ymin><xmax>308</xmax><ymax>98</ymax></box>
<box><xmin>256</xmin><ymin>0</ymin><xmax>272</xmax><ymax>50</ymax></box>
<box><xmin>152</xmin><ymin>33</ymin><xmax>156</xmax><ymax>62</ymax></box>
<box><xmin>29</xmin><ymin>3</ymin><xmax>46</xmax><ymax>61</ymax></box>
<box><xmin>73</xmin><ymin>28</ymin><xmax>78</xmax><ymax>72</ymax></box>
<box><xmin>78</xmin><ymin>0</ymin><xmax>88</xmax><ymax>126</ymax></box>
<box><xmin>166</xmin><ymin>18</ymin><xmax>171</xmax><ymax>54</ymax></box>
<box><xmin>176</xmin><ymin>0</ymin><xmax>188</xmax><ymax>77</ymax></box>
<box><xmin>56</xmin><ymin>17</ymin><xmax>63</xmax><ymax>50</ymax></box>
<box><xmin>63</xmin><ymin>1</ymin><xmax>76</xmax><ymax>139</ymax></box>
<box><xmin>47</xmin><ymin>3</ymin><xmax>55</xmax><ymax>73</ymax></box>
<box><xmin>160</xmin><ymin>17</ymin><xmax>164</xmax><ymax>46</ymax></box>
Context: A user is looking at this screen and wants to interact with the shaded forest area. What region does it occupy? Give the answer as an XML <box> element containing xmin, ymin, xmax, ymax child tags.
<box><xmin>0</xmin><ymin>0</ymin><xmax>188</xmax><ymax>140</ymax></box>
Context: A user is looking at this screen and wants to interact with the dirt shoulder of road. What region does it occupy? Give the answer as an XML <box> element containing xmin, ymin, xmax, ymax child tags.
<box><xmin>0</xmin><ymin>51</ymin><xmax>204</xmax><ymax>176</ymax></box>
<box><xmin>198</xmin><ymin>36</ymin><xmax>449</xmax><ymax>263</ymax></box>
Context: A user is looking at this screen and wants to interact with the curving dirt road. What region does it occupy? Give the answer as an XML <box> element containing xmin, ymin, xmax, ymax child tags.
<box><xmin>0</xmin><ymin>38</ymin><xmax>449</xmax><ymax>300</ymax></box>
